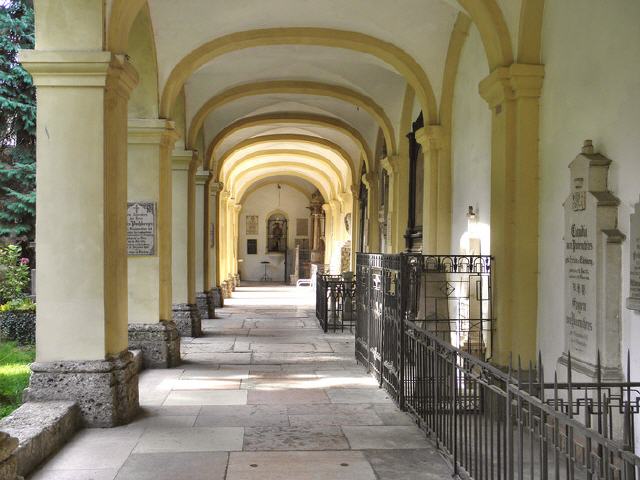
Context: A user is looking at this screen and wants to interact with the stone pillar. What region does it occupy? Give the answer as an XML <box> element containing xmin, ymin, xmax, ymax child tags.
<box><xmin>362</xmin><ymin>171</ymin><xmax>380</xmax><ymax>253</ymax></box>
<box><xmin>0</xmin><ymin>432</ymin><xmax>18</xmax><ymax>480</ymax></box>
<box><xmin>381</xmin><ymin>158</ymin><xmax>398</xmax><ymax>253</ymax></box>
<box><xmin>479</xmin><ymin>64</ymin><xmax>544</xmax><ymax>364</ymax></box>
<box><xmin>20</xmin><ymin>44</ymin><xmax>139</xmax><ymax>426</ymax></box>
<box><xmin>208</xmin><ymin>182</ymin><xmax>224</xmax><ymax>308</ymax></box>
<box><xmin>172</xmin><ymin>150</ymin><xmax>201</xmax><ymax>337</ymax></box>
<box><xmin>388</xmin><ymin>154</ymin><xmax>408</xmax><ymax>253</ymax></box>
<box><xmin>416</xmin><ymin>125</ymin><xmax>446</xmax><ymax>255</ymax></box>
<box><xmin>126</xmin><ymin>119</ymin><xmax>180</xmax><ymax>368</ymax></box>
<box><xmin>195</xmin><ymin>170</ymin><xmax>209</xmax><ymax>319</ymax></box>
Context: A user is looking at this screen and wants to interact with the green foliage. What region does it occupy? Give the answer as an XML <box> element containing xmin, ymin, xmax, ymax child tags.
<box><xmin>0</xmin><ymin>340</ymin><xmax>34</xmax><ymax>417</ymax></box>
<box><xmin>0</xmin><ymin>297</ymin><xmax>34</xmax><ymax>312</ymax></box>
<box><xmin>0</xmin><ymin>244</ymin><xmax>30</xmax><ymax>303</ymax></box>
<box><xmin>0</xmin><ymin>1</ymin><xmax>36</xmax><ymax>243</ymax></box>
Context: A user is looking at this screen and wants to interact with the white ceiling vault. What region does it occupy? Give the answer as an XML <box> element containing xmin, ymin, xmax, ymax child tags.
<box><xmin>120</xmin><ymin>0</ymin><xmax>503</xmax><ymax>202</ymax></box>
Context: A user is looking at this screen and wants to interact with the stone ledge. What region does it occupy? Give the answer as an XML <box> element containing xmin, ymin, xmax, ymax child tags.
<box><xmin>128</xmin><ymin>321</ymin><xmax>181</xmax><ymax>369</ymax></box>
<box><xmin>0</xmin><ymin>401</ymin><xmax>80</xmax><ymax>478</ymax></box>
<box><xmin>24</xmin><ymin>350</ymin><xmax>139</xmax><ymax>427</ymax></box>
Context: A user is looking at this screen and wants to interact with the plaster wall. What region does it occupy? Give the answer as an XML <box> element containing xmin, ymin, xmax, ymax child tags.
<box><xmin>127</xmin><ymin>138</ymin><xmax>160</xmax><ymax>325</ymax></box>
<box><xmin>537</xmin><ymin>0</ymin><xmax>640</xmax><ymax>383</ymax></box>
<box><xmin>195</xmin><ymin>180</ymin><xmax>205</xmax><ymax>292</ymax></box>
<box><xmin>238</xmin><ymin>184</ymin><xmax>310</xmax><ymax>282</ymax></box>
<box><xmin>172</xmin><ymin>158</ymin><xmax>190</xmax><ymax>303</ymax></box>
<box><xmin>450</xmin><ymin>25</ymin><xmax>491</xmax><ymax>255</ymax></box>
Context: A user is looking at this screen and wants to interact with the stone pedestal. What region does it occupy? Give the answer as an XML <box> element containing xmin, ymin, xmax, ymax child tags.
<box><xmin>0</xmin><ymin>432</ymin><xmax>18</xmax><ymax>480</ymax></box>
<box><xmin>128</xmin><ymin>321</ymin><xmax>180</xmax><ymax>368</ymax></box>
<box><xmin>206</xmin><ymin>289</ymin><xmax>217</xmax><ymax>318</ymax></box>
<box><xmin>172</xmin><ymin>303</ymin><xmax>202</xmax><ymax>337</ymax></box>
<box><xmin>24</xmin><ymin>351</ymin><xmax>139</xmax><ymax>427</ymax></box>
<box><xmin>211</xmin><ymin>287</ymin><xmax>224</xmax><ymax>308</ymax></box>
<box><xmin>196</xmin><ymin>292</ymin><xmax>209</xmax><ymax>319</ymax></box>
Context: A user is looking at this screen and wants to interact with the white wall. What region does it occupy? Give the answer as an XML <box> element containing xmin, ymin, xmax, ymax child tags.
<box><xmin>537</xmin><ymin>0</ymin><xmax>640</xmax><ymax>380</ymax></box>
<box><xmin>238</xmin><ymin>184</ymin><xmax>310</xmax><ymax>282</ymax></box>
<box><xmin>451</xmin><ymin>24</ymin><xmax>491</xmax><ymax>255</ymax></box>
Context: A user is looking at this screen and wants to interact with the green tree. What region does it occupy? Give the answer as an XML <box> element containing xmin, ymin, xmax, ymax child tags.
<box><xmin>0</xmin><ymin>0</ymin><xmax>35</xmax><ymax>244</ymax></box>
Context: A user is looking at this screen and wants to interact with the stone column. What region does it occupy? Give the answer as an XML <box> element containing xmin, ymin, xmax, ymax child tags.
<box><xmin>208</xmin><ymin>182</ymin><xmax>224</xmax><ymax>308</ymax></box>
<box><xmin>19</xmin><ymin>49</ymin><xmax>140</xmax><ymax>426</ymax></box>
<box><xmin>194</xmin><ymin>170</ymin><xmax>210</xmax><ymax>319</ymax></box>
<box><xmin>479</xmin><ymin>64</ymin><xmax>544</xmax><ymax>364</ymax></box>
<box><xmin>388</xmin><ymin>154</ymin><xmax>408</xmax><ymax>253</ymax></box>
<box><xmin>416</xmin><ymin>125</ymin><xmax>446</xmax><ymax>255</ymax></box>
<box><xmin>127</xmin><ymin>119</ymin><xmax>180</xmax><ymax>368</ymax></box>
<box><xmin>172</xmin><ymin>150</ymin><xmax>201</xmax><ymax>337</ymax></box>
<box><xmin>380</xmin><ymin>158</ymin><xmax>398</xmax><ymax>253</ymax></box>
<box><xmin>322</xmin><ymin>203</ymin><xmax>333</xmax><ymax>267</ymax></box>
<box><xmin>362</xmin><ymin>171</ymin><xmax>380</xmax><ymax>253</ymax></box>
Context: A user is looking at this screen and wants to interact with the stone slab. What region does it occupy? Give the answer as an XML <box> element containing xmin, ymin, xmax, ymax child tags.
<box><xmin>327</xmin><ymin>388</ymin><xmax>393</xmax><ymax>404</ymax></box>
<box><xmin>288</xmin><ymin>411</ymin><xmax>383</xmax><ymax>427</ymax></box>
<box><xmin>196</xmin><ymin>405</ymin><xmax>289</xmax><ymax>427</ymax></box>
<box><xmin>29</xmin><ymin>468</ymin><xmax>119</xmax><ymax>480</ymax></box>
<box><xmin>247</xmin><ymin>389</ymin><xmax>329</xmax><ymax>405</ymax></box>
<box><xmin>226</xmin><ymin>451</ymin><xmax>376</xmax><ymax>480</ymax></box>
<box><xmin>342</xmin><ymin>426</ymin><xmax>430</xmax><ymax>450</ymax></box>
<box><xmin>363</xmin><ymin>449</ymin><xmax>452</xmax><ymax>479</ymax></box>
<box><xmin>242</xmin><ymin>425</ymin><xmax>349</xmax><ymax>451</ymax></box>
<box><xmin>163</xmin><ymin>389</ymin><xmax>247</xmax><ymax>406</ymax></box>
<box><xmin>115</xmin><ymin>452</ymin><xmax>228</xmax><ymax>480</ymax></box>
<box><xmin>133</xmin><ymin>427</ymin><xmax>244</xmax><ymax>453</ymax></box>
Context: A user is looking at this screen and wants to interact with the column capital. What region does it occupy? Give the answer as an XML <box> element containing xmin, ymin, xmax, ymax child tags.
<box><xmin>361</xmin><ymin>171</ymin><xmax>379</xmax><ymax>189</ymax></box>
<box><xmin>381</xmin><ymin>155</ymin><xmax>399</xmax><ymax>175</ymax></box>
<box><xmin>172</xmin><ymin>149</ymin><xmax>195</xmax><ymax>171</ymax></box>
<box><xmin>210</xmin><ymin>182</ymin><xmax>224</xmax><ymax>195</ymax></box>
<box><xmin>415</xmin><ymin>125</ymin><xmax>445</xmax><ymax>152</ymax></box>
<box><xmin>195</xmin><ymin>170</ymin><xmax>210</xmax><ymax>186</ymax></box>
<box><xmin>479</xmin><ymin>63</ymin><xmax>545</xmax><ymax>109</ymax></box>
<box><xmin>128</xmin><ymin>118</ymin><xmax>179</xmax><ymax>147</ymax></box>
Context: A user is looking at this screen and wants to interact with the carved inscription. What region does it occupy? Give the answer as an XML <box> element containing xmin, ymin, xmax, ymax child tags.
<box><xmin>127</xmin><ymin>202</ymin><xmax>156</xmax><ymax>256</ymax></box>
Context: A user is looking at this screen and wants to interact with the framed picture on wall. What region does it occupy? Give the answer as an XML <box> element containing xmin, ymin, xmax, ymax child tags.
<box><xmin>246</xmin><ymin>215</ymin><xmax>258</xmax><ymax>235</ymax></box>
<box><xmin>247</xmin><ymin>238</ymin><xmax>257</xmax><ymax>254</ymax></box>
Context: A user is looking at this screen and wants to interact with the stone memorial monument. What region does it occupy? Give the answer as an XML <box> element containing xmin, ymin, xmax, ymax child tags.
<box><xmin>626</xmin><ymin>199</ymin><xmax>640</xmax><ymax>311</ymax></box>
<box><xmin>560</xmin><ymin>140</ymin><xmax>624</xmax><ymax>381</ymax></box>
<box><xmin>127</xmin><ymin>201</ymin><xmax>156</xmax><ymax>256</ymax></box>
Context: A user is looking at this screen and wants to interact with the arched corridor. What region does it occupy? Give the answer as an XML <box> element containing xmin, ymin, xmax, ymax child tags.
<box><xmin>1</xmin><ymin>0</ymin><xmax>639</xmax><ymax>478</ymax></box>
<box><xmin>30</xmin><ymin>284</ymin><xmax>450</xmax><ymax>479</ymax></box>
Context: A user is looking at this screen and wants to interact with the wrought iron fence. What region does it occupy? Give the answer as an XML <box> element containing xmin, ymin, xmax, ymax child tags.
<box><xmin>315</xmin><ymin>274</ymin><xmax>356</xmax><ymax>332</ymax></box>
<box><xmin>356</xmin><ymin>252</ymin><xmax>640</xmax><ymax>480</ymax></box>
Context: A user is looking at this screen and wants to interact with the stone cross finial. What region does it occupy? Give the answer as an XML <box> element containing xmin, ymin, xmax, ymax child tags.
<box><xmin>582</xmin><ymin>139</ymin><xmax>594</xmax><ymax>154</ymax></box>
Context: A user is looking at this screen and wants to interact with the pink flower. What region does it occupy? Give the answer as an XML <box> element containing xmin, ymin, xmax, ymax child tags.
<box><xmin>20</xmin><ymin>258</ymin><xmax>29</xmax><ymax>265</ymax></box>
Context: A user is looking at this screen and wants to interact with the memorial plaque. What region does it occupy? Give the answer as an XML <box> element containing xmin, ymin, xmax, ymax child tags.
<box><xmin>627</xmin><ymin>200</ymin><xmax>640</xmax><ymax>310</ymax></box>
<box><xmin>561</xmin><ymin>141</ymin><xmax>624</xmax><ymax>379</ymax></box>
<box><xmin>127</xmin><ymin>202</ymin><xmax>156</xmax><ymax>256</ymax></box>
<box><xmin>296</xmin><ymin>218</ymin><xmax>308</xmax><ymax>236</ymax></box>
<box><xmin>246</xmin><ymin>215</ymin><xmax>258</xmax><ymax>235</ymax></box>
<box><xmin>247</xmin><ymin>239</ymin><xmax>257</xmax><ymax>255</ymax></box>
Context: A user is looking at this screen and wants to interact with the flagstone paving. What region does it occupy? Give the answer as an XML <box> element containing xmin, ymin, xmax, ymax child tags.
<box><xmin>29</xmin><ymin>284</ymin><xmax>451</xmax><ymax>480</ymax></box>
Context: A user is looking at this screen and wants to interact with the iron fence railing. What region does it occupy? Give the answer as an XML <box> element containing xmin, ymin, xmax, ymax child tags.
<box><xmin>355</xmin><ymin>252</ymin><xmax>640</xmax><ymax>480</ymax></box>
<box><xmin>315</xmin><ymin>274</ymin><xmax>356</xmax><ymax>332</ymax></box>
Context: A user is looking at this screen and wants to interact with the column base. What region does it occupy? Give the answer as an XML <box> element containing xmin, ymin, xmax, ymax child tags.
<box><xmin>128</xmin><ymin>321</ymin><xmax>181</xmax><ymax>369</ymax></box>
<box><xmin>211</xmin><ymin>287</ymin><xmax>224</xmax><ymax>308</ymax></box>
<box><xmin>206</xmin><ymin>289</ymin><xmax>217</xmax><ymax>318</ymax></box>
<box><xmin>0</xmin><ymin>432</ymin><xmax>18</xmax><ymax>480</ymax></box>
<box><xmin>24</xmin><ymin>350</ymin><xmax>139</xmax><ymax>427</ymax></box>
<box><xmin>172</xmin><ymin>303</ymin><xmax>202</xmax><ymax>337</ymax></box>
<box><xmin>196</xmin><ymin>292</ymin><xmax>209</xmax><ymax>319</ymax></box>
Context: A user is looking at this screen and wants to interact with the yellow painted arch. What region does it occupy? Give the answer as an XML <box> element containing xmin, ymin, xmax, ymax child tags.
<box><xmin>161</xmin><ymin>28</ymin><xmax>437</xmax><ymax>128</ymax></box>
<box><xmin>189</xmin><ymin>80</ymin><xmax>396</xmax><ymax>156</ymax></box>
<box><xmin>226</xmin><ymin>155</ymin><xmax>343</xmax><ymax>198</ymax></box>
<box><xmin>238</xmin><ymin>179</ymin><xmax>312</xmax><ymax>204</ymax></box>
<box><xmin>217</xmin><ymin>134</ymin><xmax>355</xmax><ymax>184</ymax></box>
<box><xmin>206</xmin><ymin>112</ymin><xmax>372</xmax><ymax>171</ymax></box>
<box><xmin>517</xmin><ymin>0</ymin><xmax>544</xmax><ymax>64</ymax></box>
<box><xmin>231</xmin><ymin>164</ymin><xmax>334</xmax><ymax>202</ymax></box>
<box><xmin>458</xmin><ymin>0</ymin><xmax>513</xmax><ymax>69</ymax></box>
<box><xmin>224</xmin><ymin>150</ymin><xmax>345</xmax><ymax>195</ymax></box>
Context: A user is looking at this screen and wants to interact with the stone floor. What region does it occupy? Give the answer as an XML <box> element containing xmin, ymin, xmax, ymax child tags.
<box><xmin>29</xmin><ymin>283</ymin><xmax>452</xmax><ymax>480</ymax></box>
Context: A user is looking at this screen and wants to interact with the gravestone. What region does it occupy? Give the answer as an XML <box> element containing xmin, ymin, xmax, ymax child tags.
<box><xmin>127</xmin><ymin>202</ymin><xmax>156</xmax><ymax>256</ymax></box>
<box><xmin>560</xmin><ymin>141</ymin><xmax>624</xmax><ymax>380</ymax></box>
<box><xmin>626</xmin><ymin>199</ymin><xmax>640</xmax><ymax>311</ymax></box>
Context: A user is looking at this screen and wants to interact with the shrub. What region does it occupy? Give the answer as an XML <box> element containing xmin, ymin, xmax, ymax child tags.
<box><xmin>0</xmin><ymin>244</ymin><xmax>30</xmax><ymax>303</ymax></box>
<box><xmin>0</xmin><ymin>309</ymin><xmax>35</xmax><ymax>345</ymax></box>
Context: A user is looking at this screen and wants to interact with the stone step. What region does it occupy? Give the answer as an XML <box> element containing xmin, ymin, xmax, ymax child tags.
<box><xmin>0</xmin><ymin>401</ymin><xmax>80</xmax><ymax>477</ymax></box>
